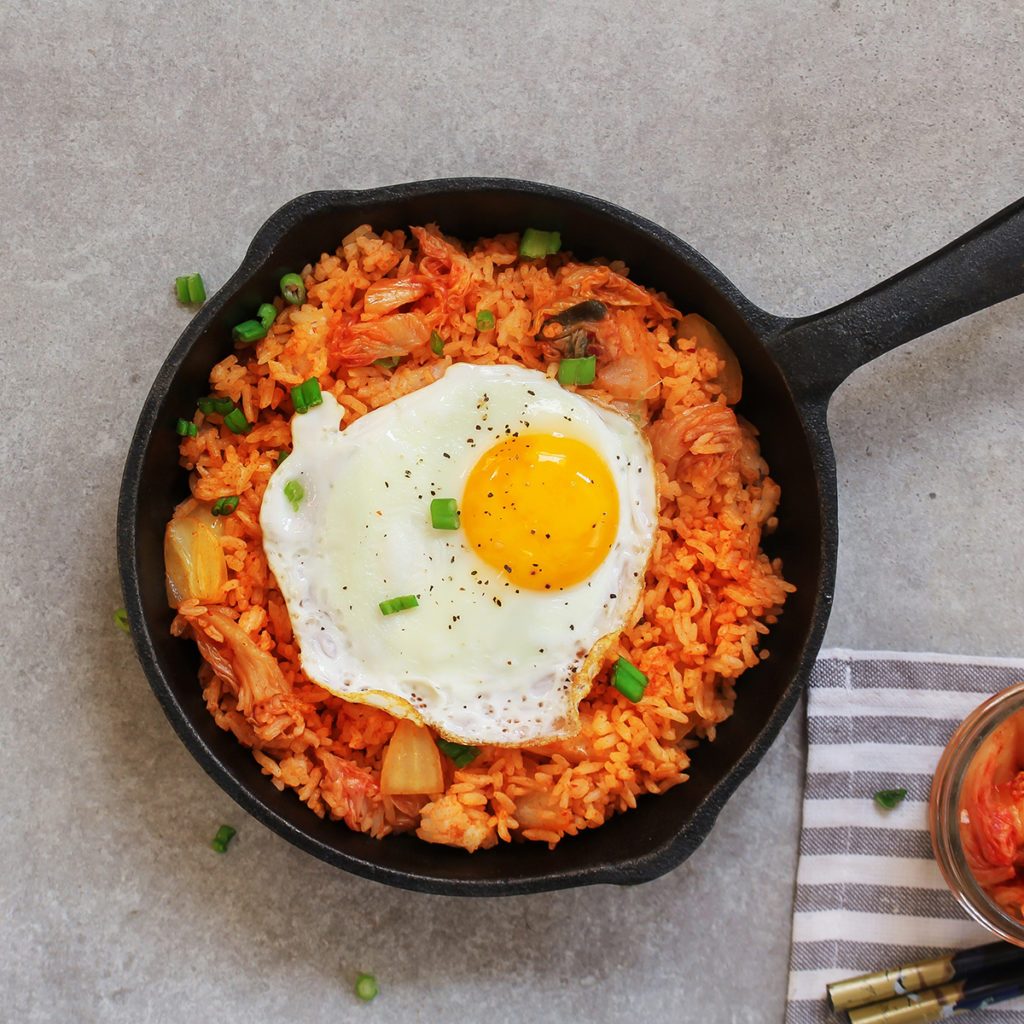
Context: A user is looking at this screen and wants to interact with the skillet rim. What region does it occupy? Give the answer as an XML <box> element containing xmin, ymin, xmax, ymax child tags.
<box><xmin>116</xmin><ymin>177</ymin><xmax>837</xmax><ymax>895</ymax></box>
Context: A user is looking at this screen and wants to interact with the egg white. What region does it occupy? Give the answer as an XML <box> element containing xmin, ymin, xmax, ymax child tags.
<box><xmin>259</xmin><ymin>363</ymin><xmax>657</xmax><ymax>745</ymax></box>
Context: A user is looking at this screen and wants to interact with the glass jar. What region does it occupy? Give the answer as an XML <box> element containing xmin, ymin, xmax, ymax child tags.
<box><xmin>930</xmin><ymin>680</ymin><xmax>1024</xmax><ymax>946</ymax></box>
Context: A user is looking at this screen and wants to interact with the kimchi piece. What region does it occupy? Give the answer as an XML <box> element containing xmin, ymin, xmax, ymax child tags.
<box><xmin>959</xmin><ymin>709</ymin><xmax>1024</xmax><ymax>917</ymax></box>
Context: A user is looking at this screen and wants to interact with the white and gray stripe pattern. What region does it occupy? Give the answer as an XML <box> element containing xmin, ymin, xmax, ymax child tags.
<box><xmin>786</xmin><ymin>650</ymin><xmax>1024</xmax><ymax>1024</ymax></box>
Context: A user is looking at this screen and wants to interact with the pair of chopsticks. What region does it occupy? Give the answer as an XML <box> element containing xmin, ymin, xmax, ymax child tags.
<box><xmin>827</xmin><ymin>940</ymin><xmax>1024</xmax><ymax>1022</ymax></box>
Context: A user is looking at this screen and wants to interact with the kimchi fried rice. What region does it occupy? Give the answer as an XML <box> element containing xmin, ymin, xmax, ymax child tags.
<box><xmin>168</xmin><ymin>224</ymin><xmax>794</xmax><ymax>852</ymax></box>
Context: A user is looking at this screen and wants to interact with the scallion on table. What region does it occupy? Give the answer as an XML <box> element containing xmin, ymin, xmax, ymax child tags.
<box><xmin>175</xmin><ymin>273</ymin><xmax>206</xmax><ymax>304</ymax></box>
<box><xmin>873</xmin><ymin>788</ymin><xmax>907</xmax><ymax>810</ymax></box>
<box><xmin>354</xmin><ymin>973</ymin><xmax>379</xmax><ymax>1002</ymax></box>
<box><xmin>210</xmin><ymin>824</ymin><xmax>236</xmax><ymax>853</ymax></box>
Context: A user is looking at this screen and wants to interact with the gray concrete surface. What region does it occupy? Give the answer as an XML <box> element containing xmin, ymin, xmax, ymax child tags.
<box><xmin>2</xmin><ymin>1</ymin><xmax>1022</xmax><ymax>1021</ymax></box>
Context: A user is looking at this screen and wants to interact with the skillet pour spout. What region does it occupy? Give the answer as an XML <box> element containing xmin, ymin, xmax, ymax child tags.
<box><xmin>117</xmin><ymin>181</ymin><xmax>1024</xmax><ymax>895</ymax></box>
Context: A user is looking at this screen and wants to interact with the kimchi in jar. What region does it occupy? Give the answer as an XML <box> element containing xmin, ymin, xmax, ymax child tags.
<box><xmin>930</xmin><ymin>682</ymin><xmax>1024</xmax><ymax>946</ymax></box>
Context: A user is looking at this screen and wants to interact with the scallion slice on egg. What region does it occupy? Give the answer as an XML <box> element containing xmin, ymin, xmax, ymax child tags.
<box><xmin>436</xmin><ymin>738</ymin><xmax>479</xmax><ymax>768</ymax></box>
<box><xmin>557</xmin><ymin>355</ymin><xmax>596</xmax><ymax>387</ymax></box>
<box><xmin>429</xmin><ymin>497</ymin><xmax>459</xmax><ymax>530</ymax></box>
<box><xmin>612</xmin><ymin>657</ymin><xmax>648</xmax><ymax>702</ymax></box>
<box><xmin>379</xmin><ymin>594</ymin><xmax>419</xmax><ymax>616</ymax></box>
<box><xmin>283</xmin><ymin>479</ymin><xmax>304</xmax><ymax>511</ymax></box>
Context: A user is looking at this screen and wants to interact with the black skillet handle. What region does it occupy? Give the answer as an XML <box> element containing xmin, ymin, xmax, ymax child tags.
<box><xmin>766</xmin><ymin>196</ymin><xmax>1024</xmax><ymax>404</ymax></box>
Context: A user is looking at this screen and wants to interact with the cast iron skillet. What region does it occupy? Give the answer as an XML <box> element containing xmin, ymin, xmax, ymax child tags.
<box><xmin>117</xmin><ymin>179</ymin><xmax>1024</xmax><ymax>896</ymax></box>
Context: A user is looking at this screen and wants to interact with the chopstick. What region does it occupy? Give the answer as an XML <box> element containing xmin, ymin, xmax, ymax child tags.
<box><xmin>827</xmin><ymin>940</ymin><xmax>1024</xmax><ymax>1012</ymax></box>
<box><xmin>846</xmin><ymin>961</ymin><xmax>1024</xmax><ymax>1022</ymax></box>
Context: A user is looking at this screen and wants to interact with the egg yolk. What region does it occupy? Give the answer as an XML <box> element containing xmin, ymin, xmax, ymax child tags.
<box><xmin>461</xmin><ymin>434</ymin><xmax>619</xmax><ymax>591</ymax></box>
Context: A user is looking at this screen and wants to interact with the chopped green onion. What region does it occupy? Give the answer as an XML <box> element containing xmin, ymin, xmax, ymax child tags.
<box><xmin>302</xmin><ymin>377</ymin><xmax>323</xmax><ymax>409</ymax></box>
<box><xmin>257</xmin><ymin>303</ymin><xmax>277</xmax><ymax>331</ymax></box>
<box><xmin>113</xmin><ymin>607</ymin><xmax>130</xmax><ymax>634</ymax></box>
<box><xmin>175</xmin><ymin>274</ymin><xmax>207</xmax><ymax>303</ymax></box>
<box><xmin>290</xmin><ymin>377</ymin><xmax>323</xmax><ymax>414</ymax></box>
<box><xmin>379</xmin><ymin>594</ymin><xmax>419</xmax><ymax>616</ymax></box>
<box><xmin>374</xmin><ymin>356</ymin><xmax>402</xmax><ymax>370</ymax></box>
<box><xmin>430</xmin><ymin>330</ymin><xmax>445</xmax><ymax>356</ymax></box>
<box><xmin>280</xmin><ymin>272</ymin><xmax>306</xmax><ymax>306</ymax></box>
<box><xmin>276</xmin><ymin>449</ymin><xmax>290</xmax><ymax>464</ymax></box>
<box><xmin>557</xmin><ymin>355</ymin><xmax>597</xmax><ymax>387</ymax></box>
<box><xmin>476</xmin><ymin>310</ymin><xmax>495</xmax><ymax>331</ymax></box>
<box><xmin>197</xmin><ymin>395</ymin><xmax>235</xmax><ymax>415</ymax></box>
<box><xmin>223</xmin><ymin>407</ymin><xmax>251</xmax><ymax>434</ymax></box>
<box><xmin>429</xmin><ymin>497</ymin><xmax>459</xmax><ymax>530</ymax></box>
<box><xmin>612</xmin><ymin>657</ymin><xmax>648</xmax><ymax>702</ymax></box>
<box><xmin>232</xmin><ymin>319</ymin><xmax>267</xmax><ymax>345</ymax></box>
<box><xmin>519</xmin><ymin>228</ymin><xmax>561</xmax><ymax>258</ymax></box>
<box><xmin>354</xmin><ymin>973</ymin><xmax>379</xmax><ymax>1002</ymax></box>
<box><xmin>176</xmin><ymin>418</ymin><xmax>198</xmax><ymax>437</ymax></box>
<box><xmin>436</xmin><ymin>738</ymin><xmax>479</xmax><ymax>768</ymax></box>
<box><xmin>211</xmin><ymin>496</ymin><xmax>239</xmax><ymax>516</ymax></box>
<box><xmin>873</xmin><ymin>788</ymin><xmax>908</xmax><ymax>810</ymax></box>
<box><xmin>284</xmin><ymin>479</ymin><xmax>304</xmax><ymax>511</ymax></box>
<box><xmin>210</xmin><ymin>824</ymin><xmax>236</xmax><ymax>853</ymax></box>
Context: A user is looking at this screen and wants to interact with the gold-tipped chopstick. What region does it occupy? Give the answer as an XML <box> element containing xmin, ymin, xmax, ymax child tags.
<box><xmin>827</xmin><ymin>940</ymin><xmax>1024</xmax><ymax>1012</ymax></box>
<box><xmin>845</xmin><ymin>964</ymin><xmax>1024</xmax><ymax>1023</ymax></box>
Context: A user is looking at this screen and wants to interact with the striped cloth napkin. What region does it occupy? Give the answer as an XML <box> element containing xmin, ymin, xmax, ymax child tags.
<box><xmin>787</xmin><ymin>649</ymin><xmax>1024</xmax><ymax>1024</ymax></box>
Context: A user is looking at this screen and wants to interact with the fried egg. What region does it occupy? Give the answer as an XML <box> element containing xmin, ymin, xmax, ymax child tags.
<box><xmin>260</xmin><ymin>363</ymin><xmax>657</xmax><ymax>745</ymax></box>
